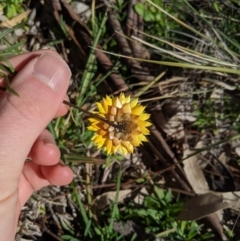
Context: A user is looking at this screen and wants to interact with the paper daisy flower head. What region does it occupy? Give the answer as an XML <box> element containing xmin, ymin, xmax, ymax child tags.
<box><xmin>88</xmin><ymin>93</ymin><xmax>151</xmax><ymax>155</ymax></box>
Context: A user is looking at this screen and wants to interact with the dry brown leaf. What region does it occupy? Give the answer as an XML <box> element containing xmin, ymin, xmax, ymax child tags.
<box><xmin>182</xmin><ymin>144</ymin><xmax>228</xmax><ymax>240</ymax></box>
<box><xmin>212</xmin><ymin>191</ymin><xmax>240</xmax><ymax>211</ymax></box>
<box><xmin>183</xmin><ymin>144</ymin><xmax>209</xmax><ymax>194</ymax></box>
<box><xmin>207</xmin><ymin>213</ymin><xmax>227</xmax><ymax>241</ymax></box>
<box><xmin>93</xmin><ymin>190</ymin><xmax>132</xmax><ymax>211</ymax></box>
<box><xmin>0</xmin><ymin>10</ymin><xmax>31</xmax><ymax>28</ymax></box>
<box><xmin>178</xmin><ymin>193</ymin><xmax>231</xmax><ymax>221</ymax></box>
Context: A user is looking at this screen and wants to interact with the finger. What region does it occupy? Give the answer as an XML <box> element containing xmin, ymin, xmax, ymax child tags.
<box><xmin>0</xmin><ymin>52</ymin><xmax>71</xmax><ymax>239</ymax></box>
<box><xmin>41</xmin><ymin>163</ymin><xmax>73</xmax><ymax>186</ymax></box>
<box><xmin>18</xmin><ymin>162</ymin><xmax>73</xmax><ymax>207</ymax></box>
<box><xmin>29</xmin><ymin>129</ymin><xmax>60</xmax><ymax>166</ymax></box>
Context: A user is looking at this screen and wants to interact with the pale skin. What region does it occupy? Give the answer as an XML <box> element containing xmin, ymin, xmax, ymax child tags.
<box><xmin>0</xmin><ymin>50</ymin><xmax>74</xmax><ymax>240</ymax></box>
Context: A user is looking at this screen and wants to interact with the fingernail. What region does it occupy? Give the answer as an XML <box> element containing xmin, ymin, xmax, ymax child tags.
<box><xmin>43</xmin><ymin>137</ymin><xmax>56</xmax><ymax>146</ymax></box>
<box><xmin>33</xmin><ymin>54</ymin><xmax>71</xmax><ymax>91</ymax></box>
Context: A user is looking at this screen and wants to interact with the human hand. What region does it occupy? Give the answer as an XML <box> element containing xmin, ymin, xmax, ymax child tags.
<box><xmin>0</xmin><ymin>50</ymin><xmax>73</xmax><ymax>240</ymax></box>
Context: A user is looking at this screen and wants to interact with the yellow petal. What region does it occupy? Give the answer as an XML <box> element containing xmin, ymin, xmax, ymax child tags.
<box><xmin>138</xmin><ymin>120</ymin><xmax>151</xmax><ymax>129</ymax></box>
<box><xmin>130</xmin><ymin>98</ymin><xmax>138</xmax><ymax>108</ymax></box>
<box><xmin>113</xmin><ymin>97</ymin><xmax>122</xmax><ymax>108</ymax></box>
<box><xmin>121</xmin><ymin>141</ymin><xmax>128</xmax><ymax>149</ymax></box>
<box><xmin>106</xmin><ymin>146</ymin><xmax>112</xmax><ymax>155</ymax></box>
<box><xmin>139</xmin><ymin>134</ymin><xmax>148</xmax><ymax>142</ymax></box>
<box><xmin>102</xmin><ymin>98</ymin><xmax>109</xmax><ymax>113</ymax></box>
<box><xmin>97</xmin><ymin>138</ymin><xmax>105</xmax><ymax>148</ymax></box>
<box><xmin>112</xmin><ymin>145</ymin><xmax>119</xmax><ymax>154</ymax></box>
<box><xmin>139</xmin><ymin>113</ymin><xmax>150</xmax><ymax>121</ymax></box>
<box><xmin>132</xmin><ymin>129</ymin><xmax>142</xmax><ymax>135</ymax></box>
<box><xmin>119</xmin><ymin>145</ymin><xmax>127</xmax><ymax>155</ymax></box>
<box><xmin>94</xmin><ymin>135</ymin><xmax>102</xmax><ymax>143</ymax></box>
<box><xmin>132</xmin><ymin>135</ymin><xmax>141</xmax><ymax>146</ymax></box>
<box><xmin>119</xmin><ymin>93</ymin><xmax>126</xmax><ymax>104</ymax></box>
<box><xmin>140</xmin><ymin>126</ymin><xmax>150</xmax><ymax>135</ymax></box>
<box><xmin>106</xmin><ymin>95</ymin><xmax>112</xmax><ymax>105</ymax></box>
<box><xmin>89</xmin><ymin>118</ymin><xmax>99</xmax><ymax>123</ymax></box>
<box><xmin>88</xmin><ymin>125</ymin><xmax>98</xmax><ymax>131</ymax></box>
<box><xmin>125</xmin><ymin>95</ymin><xmax>131</xmax><ymax>103</ymax></box>
<box><xmin>89</xmin><ymin>123</ymin><xmax>100</xmax><ymax>130</ymax></box>
<box><xmin>96</xmin><ymin>102</ymin><xmax>106</xmax><ymax>114</ymax></box>
<box><xmin>132</xmin><ymin>105</ymin><xmax>145</xmax><ymax>115</ymax></box>
<box><xmin>94</xmin><ymin>135</ymin><xmax>105</xmax><ymax>148</ymax></box>
<box><xmin>122</xmin><ymin>103</ymin><xmax>131</xmax><ymax>114</ymax></box>
<box><xmin>105</xmin><ymin>139</ymin><xmax>113</xmax><ymax>154</ymax></box>
<box><xmin>121</xmin><ymin>141</ymin><xmax>133</xmax><ymax>153</ymax></box>
<box><xmin>144</xmin><ymin>121</ymin><xmax>152</xmax><ymax>127</ymax></box>
<box><xmin>127</xmin><ymin>143</ymin><xmax>134</xmax><ymax>153</ymax></box>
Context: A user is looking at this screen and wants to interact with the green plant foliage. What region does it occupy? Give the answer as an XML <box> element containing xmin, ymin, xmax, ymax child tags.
<box><xmin>61</xmin><ymin>234</ymin><xmax>79</xmax><ymax>241</ymax></box>
<box><xmin>134</xmin><ymin>0</ymin><xmax>184</xmax><ymax>42</ymax></box>
<box><xmin>0</xmin><ymin>26</ymin><xmax>24</xmax><ymax>96</ymax></box>
<box><xmin>0</xmin><ymin>0</ymin><xmax>25</xmax><ymax>19</ymax></box>
<box><xmin>116</xmin><ymin>187</ymin><xmax>214</xmax><ymax>240</ymax></box>
<box><xmin>63</xmin><ymin>184</ymin><xmax>215</xmax><ymax>241</ymax></box>
<box><xmin>193</xmin><ymin>95</ymin><xmax>240</xmax><ymax>132</ymax></box>
<box><xmin>67</xmin><ymin>187</ymin><xmax>213</xmax><ymax>241</ymax></box>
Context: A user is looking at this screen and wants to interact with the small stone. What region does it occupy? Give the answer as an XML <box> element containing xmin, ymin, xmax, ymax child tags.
<box><xmin>71</xmin><ymin>2</ymin><xmax>91</xmax><ymax>22</ymax></box>
<box><xmin>14</xmin><ymin>28</ymin><xmax>24</xmax><ymax>37</ymax></box>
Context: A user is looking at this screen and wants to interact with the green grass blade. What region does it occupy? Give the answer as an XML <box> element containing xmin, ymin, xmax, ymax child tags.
<box><xmin>97</xmin><ymin>50</ymin><xmax>240</xmax><ymax>75</ymax></box>
<box><xmin>109</xmin><ymin>166</ymin><xmax>121</xmax><ymax>233</ymax></box>
<box><xmin>134</xmin><ymin>70</ymin><xmax>166</xmax><ymax>98</ymax></box>
<box><xmin>78</xmin><ymin>8</ymin><xmax>109</xmax><ymax>106</ymax></box>
<box><xmin>73</xmin><ymin>187</ymin><xmax>90</xmax><ymax>229</ymax></box>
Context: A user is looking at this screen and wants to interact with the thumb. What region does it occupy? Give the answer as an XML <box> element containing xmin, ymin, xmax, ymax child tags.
<box><xmin>0</xmin><ymin>53</ymin><xmax>71</xmax><ymax>197</ymax></box>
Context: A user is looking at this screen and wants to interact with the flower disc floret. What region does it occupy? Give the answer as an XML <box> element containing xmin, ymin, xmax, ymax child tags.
<box><xmin>88</xmin><ymin>93</ymin><xmax>151</xmax><ymax>155</ymax></box>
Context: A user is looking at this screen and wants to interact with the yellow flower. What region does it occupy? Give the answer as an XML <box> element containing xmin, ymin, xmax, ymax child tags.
<box><xmin>88</xmin><ymin>93</ymin><xmax>151</xmax><ymax>155</ymax></box>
